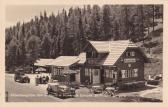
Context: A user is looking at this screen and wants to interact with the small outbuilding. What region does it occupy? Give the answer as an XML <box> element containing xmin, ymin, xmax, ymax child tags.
<box><xmin>46</xmin><ymin>56</ymin><xmax>81</xmax><ymax>83</ymax></box>
<box><xmin>34</xmin><ymin>58</ymin><xmax>54</xmax><ymax>73</ymax></box>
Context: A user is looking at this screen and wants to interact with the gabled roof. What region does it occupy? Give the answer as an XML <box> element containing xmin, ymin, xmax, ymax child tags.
<box><xmin>34</xmin><ymin>58</ymin><xmax>54</xmax><ymax>67</ymax></box>
<box><xmin>89</xmin><ymin>41</ymin><xmax>110</xmax><ymax>53</ymax></box>
<box><xmin>89</xmin><ymin>40</ymin><xmax>147</xmax><ymax>66</ymax></box>
<box><xmin>47</xmin><ymin>56</ymin><xmax>80</xmax><ymax>67</ymax></box>
<box><xmin>89</xmin><ymin>40</ymin><xmax>137</xmax><ymax>53</ymax></box>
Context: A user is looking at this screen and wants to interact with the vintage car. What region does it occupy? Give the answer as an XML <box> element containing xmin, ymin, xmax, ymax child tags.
<box><xmin>147</xmin><ymin>74</ymin><xmax>162</xmax><ymax>85</ymax></box>
<box><xmin>68</xmin><ymin>82</ymin><xmax>80</xmax><ymax>89</ymax></box>
<box><xmin>47</xmin><ymin>82</ymin><xmax>76</xmax><ymax>98</ymax></box>
<box><xmin>90</xmin><ymin>84</ymin><xmax>104</xmax><ymax>94</ymax></box>
<box><xmin>102</xmin><ymin>87</ymin><xmax>117</xmax><ymax>96</ymax></box>
<box><xmin>14</xmin><ymin>72</ymin><xmax>30</xmax><ymax>83</ymax></box>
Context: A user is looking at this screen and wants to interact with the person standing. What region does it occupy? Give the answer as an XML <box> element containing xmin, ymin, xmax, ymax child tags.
<box><xmin>39</xmin><ymin>76</ymin><xmax>42</xmax><ymax>84</ymax></box>
<box><xmin>35</xmin><ymin>75</ymin><xmax>39</xmax><ymax>86</ymax></box>
<box><xmin>46</xmin><ymin>76</ymin><xmax>49</xmax><ymax>83</ymax></box>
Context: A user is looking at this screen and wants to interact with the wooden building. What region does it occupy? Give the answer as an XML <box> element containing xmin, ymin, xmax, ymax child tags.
<box><xmin>80</xmin><ymin>40</ymin><xmax>149</xmax><ymax>87</ymax></box>
<box><xmin>46</xmin><ymin>56</ymin><xmax>82</xmax><ymax>83</ymax></box>
<box><xmin>46</xmin><ymin>40</ymin><xmax>149</xmax><ymax>88</ymax></box>
<box><xmin>34</xmin><ymin>58</ymin><xmax>54</xmax><ymax>73</ymax></box>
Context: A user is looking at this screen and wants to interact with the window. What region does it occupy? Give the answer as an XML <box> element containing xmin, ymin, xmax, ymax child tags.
<box><xmin>113</xmin><ymin>72</ymin><xmax>117</xmax><ymax>79</ymax></box>
<box><xmin>53</xmin><ymin>68</ymin><xmax>57</xmax><ymax>75</ymax></box>
<box><xmin>109</xmin><ymin>70</ymin><xmax>114</xmax><ymax>78</ymax></box>
<box><xmin>133</xmin><ymin>69</ymin><xmax>138</xmax><ymax>77</ymax></box>
<box><xmin>57</xmin><ymin>70</ymin><xmax>60</xmax><ymax>75</ymax></box>
<box><xmin>127</xmin><ymin>70</ymin><xmax>130</xmax><ymax>78</ymax></box>
<box><xmin>104</xmin><ymin>69</ymin><xmax>115</xmax><ymax>78</ymax></box>
<box><xmin>105</xmin><ymin>69</ymin><xmax>110</xmax><ymax>78</ymax></box>
<box><xmin>126</xmin><ymin>52</ymin><xmax>131</xmax><ymax>57</ymax></box>
<box><xmin>121</xmin><ymin>70</ymin><xmax>126</xmax><ymax>78</ymax></box>
<box><xmin>126</xmin><ymin>51</ymin><xmax>135</xmax><ymax>57</ymax></box>
<box><xmin>121</xmin><ymin>69</ymin><xmax>138</xmax><ymax>78</ymax></box>
<box><xmin>131</xmin><ymin>51</ymin><xmax>135</xmax><ymax>56</ymax></box>
<box><xmin>85</xmin><ymin>68</ymin><xmax>90</xmax><ymax>76</ymax></box>
<box><xmin>55</xmin><ymin>68</ymin><xmax>57</xmax><ymax>75</ymax></box>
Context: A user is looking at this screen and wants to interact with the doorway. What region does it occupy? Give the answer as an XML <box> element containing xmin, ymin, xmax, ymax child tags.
<box><xmin>92</xmin><ymin>69</ymin><xmax>100</xmax><ymax>84</ymax></box>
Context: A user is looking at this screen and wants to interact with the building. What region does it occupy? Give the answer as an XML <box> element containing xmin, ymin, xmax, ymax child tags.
<box><xmin>45</xmin><ymin>40</ymin><xmax>149</xmax><ymax>88</ymax></box>
<box><xmin>34</xmin><ymin>58</ymin><xmax>54</xmax><ymax>73</ymax></box>
<box><xmin>79</xmin><ymin>40</ymin><xmax>149</xmax><ymax>87</ymax></box>
<box><xmin>46</xmin><ymin>56</ymin><xmax>83</xmax><ymax>83</ymax></box>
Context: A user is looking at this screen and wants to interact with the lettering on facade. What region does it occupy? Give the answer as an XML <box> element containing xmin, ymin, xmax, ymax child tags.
<box><xmin>124</xmin><ymin>58</ymin><xmax>136</xmax><ymax>63</ymax></box>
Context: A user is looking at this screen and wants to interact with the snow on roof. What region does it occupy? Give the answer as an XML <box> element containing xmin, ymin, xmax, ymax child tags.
<box><xmin>34</xmin><ymin>58</ymin><xmax>54</xmax><ymax>67</ymax></box>
<box><xmin>89</xmin><ymin>41</ymin><xmax>110</xmax><ymax>53</ymax></box>
<box><xmin>89</xmin><ymin>40</ymin><xmax>139</xmax><ymax>65</ymax></box>
<box><xmin>78</xmin><ymin>52</ymin><xmax>86</xmax><ymax>64</ymax></box>
<box><xmin>47</xmin><ymin>56</ymin><xmax>80</xmax><ymax>67</ymax></box>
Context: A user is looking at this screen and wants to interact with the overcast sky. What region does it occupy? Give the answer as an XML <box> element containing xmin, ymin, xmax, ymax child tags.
<box><xmin>5</xmin><ymin>5</ymin><xmax>84</xmax><ymax>27</ymax></box>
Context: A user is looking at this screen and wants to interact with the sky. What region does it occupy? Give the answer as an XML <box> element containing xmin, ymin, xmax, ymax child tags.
<box><xmin>5</xmin><ymin>5</ymin><xmax>84</xmax><ymax>28</ymax></box>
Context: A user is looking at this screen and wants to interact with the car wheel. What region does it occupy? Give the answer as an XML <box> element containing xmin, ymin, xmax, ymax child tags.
<box><xmin>25</xmin><ymin>78</ymin><xmax>28</xmax><ymax>83</ymax></box>
<box><xmin>71</xmin><ymin>94</ymin><xmax>75</xmax><ymax>98</ymax></box>
<box><xmin>54</xmin><ymin>93</ymin><xmax>58</xmax><ymax>97</ymax></box>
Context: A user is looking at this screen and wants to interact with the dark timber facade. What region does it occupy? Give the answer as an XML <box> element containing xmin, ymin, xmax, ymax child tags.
<box><xmin>80</xmin><ymin>40</ymin><xmax>148</xmax><ymax>87</ymax></box>
<box><xmin>47</xmin><ymin>40</ymin><xmax>148</xmax><ymax>87</ymax></box>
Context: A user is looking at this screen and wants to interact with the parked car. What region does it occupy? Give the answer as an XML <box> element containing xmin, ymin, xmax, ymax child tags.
<box><xmin>147</xmin><ymin>74</ymin><xmax>162</xmax><ymax>85</ymax></box>
<box><xmin>90</xmin><ymin>84</ymin><xmax>104</xmax><ymax>94</ymax></box>
<box><xmin>14</xmin><ymin>72</ymin><xmax>30</xmax><ymax>83</ymax></box>
<box><xmin>68</xmin><ymin>82</ymin><xmax>80</xmax><ymax>89</ymax></box>
<box><xmin>102</xmin><ymin>87</ymin><xmax>117</xmax><ymax>96</ymax></box>
<box><xmin>47</xmin><ymin>82</ymin><xmax>76</xmax><ymax>98</ymax></box>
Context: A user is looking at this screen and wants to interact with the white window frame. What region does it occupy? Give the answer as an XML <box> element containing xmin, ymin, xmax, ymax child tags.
<box><xmin>133</xmin><ymin>69</ymin><xmax>138</xmax><ymax>77</ymax></box>
<box><xmin>109</xmin><ymin>70</ymin><xmax>114</xmax><ymax>78</ymax></box>
<box><xmin>121</xmin><ymin>70</ymin><xmax>126</xmax><ymax>78</ymax></box>
<box><xmin>85</xmin><ymin>68</ymin><xmax>90</xmax><ymax>76</ymax></box>
<box><xmin>105</xmin><ymin>69</ymin><xmax>110</xmax><ymax>78</ymax></box>
<box><xmin>126</xmin><ymin>51</ymin><xmax>135</xmax><ymax>57</ymax></box>
<box><xmin>131</xmin><ymin>51</ymin><xmax>135</xmax><ymax>56</ymax></box>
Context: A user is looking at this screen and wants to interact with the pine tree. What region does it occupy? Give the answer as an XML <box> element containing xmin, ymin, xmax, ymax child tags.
<box><xmin>102</xmin><ymin>5</ymin><xmax>112</xmax><ymax>40</ymax></box>
<box><xmin>41</xmin><ymin>33</ymin><xmax>52</xmax><ymax>58</ymax></box>
<box><xmin>26</xmin><ymin>35</ymin><xmax>41</xmax><ymax>65</ymax></box>
<box><xmin>89</xmin><ymin>5</ymin><xmax>101</xmax><ymax>40</ymax></box>
<box><xmin>120</xmin><ymin>5</ymin><xmax>130</xmax><ymax>40</ymax></box>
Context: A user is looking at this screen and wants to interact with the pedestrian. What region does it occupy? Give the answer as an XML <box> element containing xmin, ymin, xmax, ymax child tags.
<box><xmin>35</xmin><ymin>75</ymin><xmax>39</xmax><ymax>86</ymax></box>
<box><xmin>46</xmin><ymin>76</ymin><xmax>49</xmax><ymax>83</ymax></box>
<box><xmin>39</xmin><ymin>76</ymin><xmax>42</xmax><ymax>84</ymax></box>
<box><xmin>42</xmin><ymin>76</ymin><xmax>46</xmax><ymax>84</ymax></box>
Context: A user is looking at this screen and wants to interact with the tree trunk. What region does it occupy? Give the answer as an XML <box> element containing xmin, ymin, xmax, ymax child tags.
<box><xmin>152</xmin><ymin>5</ymin><xmax>155</xmax><ymax>32</ymax></box>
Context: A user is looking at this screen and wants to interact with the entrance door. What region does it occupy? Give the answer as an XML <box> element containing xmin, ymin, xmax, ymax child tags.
<box><xmin>92</xmin><ymin>69</ymin><xmax>100</xmax><ymax>84</ymax></box>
